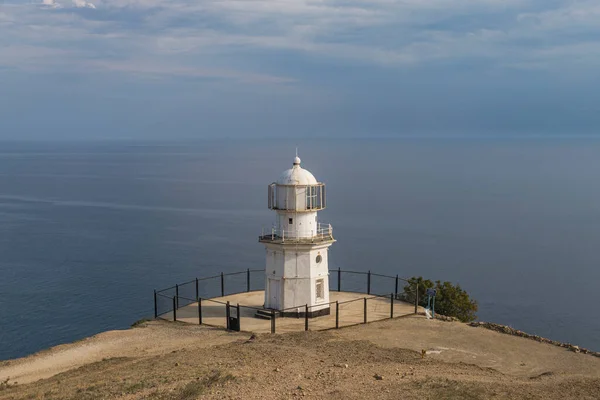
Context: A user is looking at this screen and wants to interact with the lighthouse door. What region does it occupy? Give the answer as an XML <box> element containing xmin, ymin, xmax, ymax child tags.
<box><xmin>269</xmin><ymin>279</ymin><xmax>280</xmax><ymax>309</ymax></box>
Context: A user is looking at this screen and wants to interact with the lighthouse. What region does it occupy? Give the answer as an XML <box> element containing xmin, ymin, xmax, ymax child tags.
<box><xmin>259</xmin><ymin>155</ymin><xmax>335</xmax><ymax>317</ymax></box>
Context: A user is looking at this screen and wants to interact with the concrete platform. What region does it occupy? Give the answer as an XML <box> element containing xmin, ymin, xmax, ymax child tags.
<box><xmin>161</xmin><ymin>291</ymin><xmax>416</xmax><ymax>333</ymax></box>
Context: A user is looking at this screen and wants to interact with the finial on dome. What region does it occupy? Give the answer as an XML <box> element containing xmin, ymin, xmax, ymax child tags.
<box><xmin>293</xmin><ymin>148</ymin><xmax>301</xmax><ymax>166</ymax></box>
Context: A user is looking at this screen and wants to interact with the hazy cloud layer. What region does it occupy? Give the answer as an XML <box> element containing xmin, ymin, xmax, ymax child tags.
<box><xmin>4</xmin><ymin>1</ymin><xmax>599</xmax><ymax>75</ymax></box>
<box><xmin>1</xmin><ymin>0</ymin><xmax>599</xmax><ymax>138</ymax></box>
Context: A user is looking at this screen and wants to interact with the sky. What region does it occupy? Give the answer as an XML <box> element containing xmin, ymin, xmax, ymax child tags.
<box><xmin>1</xmin><ymin>0</ymin><xmax>599</xmax><ymax>140</ymax></box>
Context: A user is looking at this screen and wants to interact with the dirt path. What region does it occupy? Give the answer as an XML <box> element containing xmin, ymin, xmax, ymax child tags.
<box><xmin>0</xmin><ymin>322</ymin><xmax>242</xmax><ymax>385</ymax></box>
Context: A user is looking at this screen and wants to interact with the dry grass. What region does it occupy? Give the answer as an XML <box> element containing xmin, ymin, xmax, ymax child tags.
<box><xmin>1</xmin><ymin>319</ymin><xmax>599</xmax><ymax>400</ymax></box>
<box><xmin>175</xmin><ymin>370</ymin><xmax>236</xmax><ymax>400</ymax></box>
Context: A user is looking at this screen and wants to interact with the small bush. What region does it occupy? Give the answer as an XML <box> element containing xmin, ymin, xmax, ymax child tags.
<box><xmin>131</xmin><ymin>318</ymin><xmax>152</xmax><ymax>327</ymax></box>
<box><xmin>404</xmin><ymin>277</ymin><xmax>478</xmax><ymax>322</ymax></box>
<box><xmin>0</xmin><ymin>377</ymin><xmax>16</xmax><ymax>391</ymax></box>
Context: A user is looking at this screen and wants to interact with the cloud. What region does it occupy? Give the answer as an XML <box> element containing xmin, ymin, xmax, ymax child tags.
<box><xmin>518</xmin><ymin>1</ymin><xmax>600</xmax><ymax>30</ymax></box>
<box><xmin>2</xmin><ymin>0</ymin><xmax>600</xmax><ymax>80</ymax></box>
<box><xmin>73</xmin><ymin>0</ymin><xmax>96</xmax><ymax>9</ymax></box>
<box><xmin>42</xmin><ymin>0</ymin><xmax>58</xmax><ymax>8</ymax></box>
<box><xmin>85</xmin><ymin>59</ymin><xmax>296</xmax><ymax>83</ymax></box>
<box><xmin>37</xmin><ymin>0</ymin><xmax>96</xmax><ymax>9</ymax></box>
<box><xmin>2</xmin><ymin>0</ymin><xmax>600</xmax><ymax>139</ymax></box>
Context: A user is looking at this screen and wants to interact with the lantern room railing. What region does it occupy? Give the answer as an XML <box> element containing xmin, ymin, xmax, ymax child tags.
<box><xmin>259</xmin><ymin>223</ymin><xmax>334</xmax><ymax>243</ymax></box>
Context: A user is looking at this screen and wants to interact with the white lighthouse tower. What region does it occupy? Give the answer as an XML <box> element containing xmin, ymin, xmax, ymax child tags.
<box><xmin>259</xmin><ymin>155</ymin><xmax>335</xmax><ymax>317</ymax></box>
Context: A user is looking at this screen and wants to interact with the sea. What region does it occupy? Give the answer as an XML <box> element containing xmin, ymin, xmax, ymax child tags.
<box><xmin>0</xmin><ymin>138</ymin><xmax>599</xmax><ymax>360</ymax></box>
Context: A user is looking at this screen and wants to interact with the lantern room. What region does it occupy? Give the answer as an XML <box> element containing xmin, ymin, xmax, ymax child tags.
<box><xmin>267</xmin><ymin>157</ymin><xmax>326</xmax><ymax>212</ymax></box>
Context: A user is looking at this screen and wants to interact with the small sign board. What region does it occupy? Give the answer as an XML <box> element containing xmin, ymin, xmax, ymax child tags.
<box><xmin>426</xmin><ymin>288</ymin><xmax>437</xmax><ymax>297</ymax></box>
<box><xmin>229</xmin><ymin>316</ymin><xmax>240</xmax><ymax>332</ymax></box>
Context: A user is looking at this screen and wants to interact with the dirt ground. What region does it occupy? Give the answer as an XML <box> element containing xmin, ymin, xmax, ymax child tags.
<box><xmin>1</xmin><ymin>316</ymin><xmax>599</xmax><ymax>399</ymax></box>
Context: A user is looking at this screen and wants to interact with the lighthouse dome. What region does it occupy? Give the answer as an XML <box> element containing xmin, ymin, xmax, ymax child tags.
<box><xmin>276</xmin><ymin>156</ymin><xmax>318</xmax><ymax>185</ymax></box>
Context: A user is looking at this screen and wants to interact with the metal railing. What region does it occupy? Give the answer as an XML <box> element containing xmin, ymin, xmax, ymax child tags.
<box><xmin>154</xmin><ymin>268</ymin><xmax>419</xmax><ymax>334</ymax></box>
<box><xmin>259</xmin><ymin>223</ymin><xmax>333</xmax><ymax>243</ymax></box>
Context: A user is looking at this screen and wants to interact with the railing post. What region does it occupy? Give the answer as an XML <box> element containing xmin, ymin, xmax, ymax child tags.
<box><xmin>363</xmin><ymin>298</ymin><xmax>367</xmax><ymax>324</ymax></box>
<box><xmin>221</xmin><ymin>272</ymin><xmax>225</xmax><ymax>297</ymax></box>
<box><xmin>226</xmin><ymin>301</ymin><xmax>231</xmax><ymax>330</ymax></box>
<box><xmin>153</xmin><ymin>290</ymin><xmax>157</xmax><ymax>319</ymax></box>
<box><xmin>195</xmin><ymin>278</ymin><xmax>199</xmax><ymax>300</ymax></box>
<box><xmin>395</xmin><ymin>275</ymin><xmax>399</xmax><ymax>298</ymax></box>
<box><xmin>414</xmin><ymin>283</ymin><xmax>419</xmax><ymax>314</ymax></box>
<box><xmin>237</xmin><ymin>303</ymin><xmax>241</xmax><ymax>331</ymax></box>
<box><xmin>271</xmin><ymin>310</ymin><xmax>276</xmax><ymax>334</ymax></box>
<box><xmin>172</xmin><ymin>296</ymin><xmax>177</xmax><ymax>322</ymax></box>
<box><xmin>175</xmin><ymin>284</ymin><xmax>179</xmax><ymax>309</ymax></box>
<box><xmin>390</xmin><ymin>293</ymin><xmax>394</xmax><ymax>319</ymax></box>
<box><xmin>247</xmin><ymin>268</ymin><xmax>250</xmax><ymax>292</ymax></box>
<box><xmin>367</xmin><ymin>271</ymin><xmax>371</xmax><ymax>295</ymax></box>
<box><xmin>305</xmin><ymin>305</ymin><xmax>309</xmax><ymax>331</ymax></box>
<box><xmin>337</xmin><ymin>267</ymin><xmax>341</xmax><ymax>292</ymax></box>
<box><xmin>198</xmin><ymin>298</ymin><xmax>202</xmax><ymax>325</ymax></box>
<box><xmin>335</xmin><ymin>301</ymin><xmax>339</xmax><ymax>329</ymax></box>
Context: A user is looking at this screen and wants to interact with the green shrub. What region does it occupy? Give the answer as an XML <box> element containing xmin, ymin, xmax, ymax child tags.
<box><xmin>403</xmin><ymin>277</ymin><xmax>478</xmax><ymax>322</ymax></box>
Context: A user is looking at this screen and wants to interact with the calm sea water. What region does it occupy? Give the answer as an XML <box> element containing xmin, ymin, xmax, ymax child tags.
<box><xmin>0</xmin><ymin>138</ymin><xmax>599</xmax><ymax>360</ymax></box>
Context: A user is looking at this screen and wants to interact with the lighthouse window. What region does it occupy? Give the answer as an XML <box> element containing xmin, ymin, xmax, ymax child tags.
<box><xmin>316</xmin><ymin>279</ymin><xmax>324</xmax><ymax>301</ymax></box>
<box><xmin>316</xmin><ymin>254</ymin><xmax>322</xmax><ymax>264</ymax></box>
<box><xmin>307</xmin><ymin>186</ymin><xmax>316</xmax><ymax>209</ymax></box>
<box><xmin>307</xmin><ymin>186</ymin><xmax>321</xmax><ymax>209</ymax></box>
<box><xmin>288</xmin><ymin>218</ymin><xmax>293</xmax><ymax>225</ymax></box>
